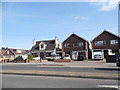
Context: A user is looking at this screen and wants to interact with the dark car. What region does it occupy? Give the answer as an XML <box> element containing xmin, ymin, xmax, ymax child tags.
<box><xmin>116</xmin><ymin>54</ymin><xmax>120</xmax><ymax>67</ymax></box>
<box><xmin>77</xmin><ymin>55</ymin><xmax>84</xmax><ymax>61</ymax></box>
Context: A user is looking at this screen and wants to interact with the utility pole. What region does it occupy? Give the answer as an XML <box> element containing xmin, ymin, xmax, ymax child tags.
<box><xmin>39</xmin><ymin>52</ymin><xmax>41</xmax><ymax>63</ymax></box>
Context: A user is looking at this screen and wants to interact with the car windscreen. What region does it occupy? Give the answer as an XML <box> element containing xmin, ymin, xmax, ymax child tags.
<box><xmin>51</xmin><ymin>55</ymin><xmax>55</xmax><ymax>57</ymax></box>
<box><xmin>64</xmin><ymin>55</ymin><xmax>69</xmax><ymax>57</ymax></box>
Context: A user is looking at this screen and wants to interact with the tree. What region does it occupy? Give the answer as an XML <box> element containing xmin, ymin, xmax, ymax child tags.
<box><xmin>1</xmin><ymin>47</ymin><xmax>8</xmax><ymax>50</ymax></box>
<box><xmin>27</xmin><ymin>54</ymin><xmax>33</xmax><ymax>62</ymax></box>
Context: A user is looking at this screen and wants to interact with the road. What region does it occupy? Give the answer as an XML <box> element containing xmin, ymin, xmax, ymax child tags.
<box><xmin>2</xmin><ymin>64</ymin><xmax>119</xmax><ymax>74</ymax></box>
<box><xmin>2</xmin><ymin>74</ymin><xmax>118</xmax><ymax>88</ymax></box>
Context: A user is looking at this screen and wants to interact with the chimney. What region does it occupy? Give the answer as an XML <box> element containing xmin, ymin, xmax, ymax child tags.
<box><xmin>33</xmin><ymin>39</ymin><xmax>36</xmax><ymax>46</ymax></box>
<box><xmin>55</xmin><ymin>36</ymin><xmax>59</xmax><ymax>48</ymax></box>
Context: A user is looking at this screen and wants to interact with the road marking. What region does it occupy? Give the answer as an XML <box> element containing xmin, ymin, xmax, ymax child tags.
<box><xmin>98</xmin><ymin>85</ymin><xmax>118</xmax><ymax>89</ymax></box>
<box><xmin>37</xmin><ymin>66</ymin><xmax>119</xmax><ymax>69</ymax></box>
<box><xmin>37</xmin><ymin>66</ymin><xmax>65</xmax><ymax>67</ymax></box>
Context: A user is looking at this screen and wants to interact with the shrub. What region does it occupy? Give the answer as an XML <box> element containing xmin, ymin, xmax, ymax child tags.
<box><xmin>27</xmin><ymin>54</ymin><xmax>33</xmax><ymax>62</ymax></box>
<box><xmin>17</xmin><ymin>56</ymin><xmax>24</xmax><ymax>62</ymax></box>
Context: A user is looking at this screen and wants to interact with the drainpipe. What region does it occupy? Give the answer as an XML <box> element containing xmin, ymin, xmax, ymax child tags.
<box><xmin>92</xmin><ymin>49</ymin><xmax>94</xmax><ymax>60</ymax></box>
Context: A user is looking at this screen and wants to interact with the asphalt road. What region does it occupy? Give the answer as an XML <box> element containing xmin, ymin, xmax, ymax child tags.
<box><xmin>2</xmin><ymin>74</ymin><xmax>118</xmax><ymax>88</ymax></box>
<box><xmin>2</xmin><ymin>64</ymin><xmax>119</xmax><ymax>74</ymax></box>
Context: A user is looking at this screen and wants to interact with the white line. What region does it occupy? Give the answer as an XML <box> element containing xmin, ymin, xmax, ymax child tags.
<box><xmin>98</xmin><ymin>85</ymin><xmax>118</xmax><ymax>89</ymax></box>
<box><xmin>37</xmin><ymin>66</ymin><xmax>65</xmax><ymax>67</ymax></box>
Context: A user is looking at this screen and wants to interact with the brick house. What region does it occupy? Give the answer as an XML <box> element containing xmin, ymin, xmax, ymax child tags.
<box><xmin>91</xmin><ymin>30</ymin><xmax>120</xmax><ymax>60</ymax></box>
<box><xmin>0</xmin><ymin>48</ymin><xmax>29</xmax><ymax>61</ymax></box>
<box><xmin>30</xmin><ymin>37</ymin><xmax>62</xmax><ymax>59</ymax></box>
<box><xmin>62</xmin><ymin>34</ymin><xmax>90</xmax><ymax>60</ymax></box>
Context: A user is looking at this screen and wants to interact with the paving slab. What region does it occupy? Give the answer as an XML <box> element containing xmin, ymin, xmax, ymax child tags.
<box><xmin>1</xmin><ymin>70</ymin><xmax>119</xmax><ymax>80</ymax></box>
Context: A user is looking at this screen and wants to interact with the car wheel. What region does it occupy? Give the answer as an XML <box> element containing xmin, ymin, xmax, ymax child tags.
<box><xmin>116</xmin><ymin>62</ymin><xmax>120</xmax><ymax>67</ymax></box>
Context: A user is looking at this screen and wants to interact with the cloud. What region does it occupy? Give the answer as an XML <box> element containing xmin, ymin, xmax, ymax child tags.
<box><xmin>74</xmin><ymin>16</ymin><xmax>79</xmax><ymax>20</ymax></box>
<box><xmin>90</xmin><ymin>0</ymin><xmax>119</xmax><ymax>11</ymax></box>
<box><xmin>74</xmin><ymin>16</ymin><xmax>89</xmax><ymax>20</ymax></box>
<box><xmin>80</xmin><ymin>16</ymin><xmax>89</xmax><ymax>20</ymax></box>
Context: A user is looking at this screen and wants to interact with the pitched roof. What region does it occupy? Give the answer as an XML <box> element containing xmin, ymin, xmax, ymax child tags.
<box><xmin>62</xmin><ymin>33</ymin><xmax>88</xmax><ymax>44</ymax></box>
<box><xmin>0</xmin><ymin>48</ymin><xmax>29</xmax><ymax>55</ymax></box>
<box><xmin>30</xmin><ymin>40</ymin><xmax>56</xmax><ymax>51</ymax></box>
<box><xmin>91</xmin><ymin>30</ymin><xmax>120</xmax><ymax>41</ymax></box>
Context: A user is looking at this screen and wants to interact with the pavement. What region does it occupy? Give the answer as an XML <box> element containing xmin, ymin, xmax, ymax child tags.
<box><xmin>2</xmin><ymin>74</ymin><xmax>118</xmax><ymax>88</ymax></box>
<box><xmin>1</xmin><ymin>60</ymin><xmax>120</xmax><ymax>80</ymax></box>
<box><xmin>1</xmin><ymin>69</ymin><xmax>119</xmax><ymax>80</ymax></box>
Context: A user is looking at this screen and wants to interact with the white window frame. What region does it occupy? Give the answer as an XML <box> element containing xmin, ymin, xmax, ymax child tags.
<box><xmin>39</xmin><ymin>42</ymin><xmax>46</xmax><ymax>50</ymax></box>
<box><xmin>110</xmin><ymin>40</ymin><xmax>118</xmax><ymax>45</ymax></box>
<box><xmin>95</xmin><ymin>40</ymin><xmax>106</xmax><ymax>46</ymax></box>
<box><xmin>74</xmin><ymin>42</ymin><xmax>84</xmax><ymax>47</ymax></box>
<box><xmin>64</xmin><ymin>43</ymin><xmax>70</xmax><ymax>48</ymax></box>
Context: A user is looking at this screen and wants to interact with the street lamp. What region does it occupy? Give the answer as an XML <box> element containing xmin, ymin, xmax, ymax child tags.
<box><xmin>39</xmin><ymin>52</ymin><xmax>42</xmax><ymax>63</ymax></box>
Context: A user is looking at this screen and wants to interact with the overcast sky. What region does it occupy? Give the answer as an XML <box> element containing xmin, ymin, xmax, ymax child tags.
<box><xmin>2</xmin><ymin>1</ymin><xmax>118</xmax><ymax>49</ymax></box>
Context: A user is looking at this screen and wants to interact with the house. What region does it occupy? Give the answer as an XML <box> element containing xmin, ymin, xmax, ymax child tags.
<box><xmin>62</xmin><ymin>34</ymin><xmax>90</xmax><ymax>60</ymax></box>
<box><xmin>0</xmin><ymin>48</ymin><xmax>29</xmax><ymax>61</ymax></box>
<box><xmin>91</xmin><ymin>30</ymin><xmax>120</xmax><ymax>61</ymax></box>
<box><xmin>30</xmin><ymin>37</ymin><xmax>62</xmax><ymax>59</ymax></box>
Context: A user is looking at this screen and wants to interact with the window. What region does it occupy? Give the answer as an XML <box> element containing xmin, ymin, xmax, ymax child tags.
<box><xmin>74</xmin><ymin>42</ymin><xmax>84</xmax><ymax>47</ymax></box>
<box><xmin>7</xmin><ymin>51</ymin><xmax>9</xmax><ymax>54</ymax></box>
<box><xmin>3</xmin><ymin>56</ymin><xmax>6</xmax><ymax>58</ymax></box>
<box><xmin>39</xmin><ymin>42</ymin><xmax>46</xmax><ymax>50</ymax></box>
<box><xmin>64</xmin><ymin>43</ymin><xmax>70</xmax><ymax>48</ymax></box>
<box><xmin>11</xmin><ymin>55</ymin><xmax>14</xmax><ymax>58</ymax></box>
<box><xmin>110</xmin><ymin>40</ymin><xmax>118</xmax><ymax>45</ymax></box>
<box><xmin>95</xmin><ymin>40</ymin><xmax>106</xmax><ymax>46</ymax></box>
<box><xmin>41</xmin><ymin>44</ymin><xmax>44</xmax><ymax>49</ymax></box>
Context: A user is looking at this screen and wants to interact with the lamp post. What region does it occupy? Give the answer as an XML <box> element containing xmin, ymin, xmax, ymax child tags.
<box><xmin>39</xmin><ymin>52</ymin><xmax>42</xmax><ymax>63</ymax></box>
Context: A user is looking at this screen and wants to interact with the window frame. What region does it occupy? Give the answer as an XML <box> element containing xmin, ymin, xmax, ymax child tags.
<box><xmin>110</xmin><ymin>40</ymin><xmax>118</xmax><ymax>45</ymax></box>
<box><xmin>74</xmin><ymin>42</ymin><xmax>84</xmax><ymax>47</ymax></box>
<box><xmin>64</xmin><ymin>43</ymin><xmax>71</xmax><ymax>48</ymax></box>
<box><xmin>39</xmin><ymin>42</ymin><xmax>46</xmax><ymax>50</ymax></box>
<box><xmin>95</xmin><ymin>40</ymin><xmax>106</xmax><ymax>46</ymax></box>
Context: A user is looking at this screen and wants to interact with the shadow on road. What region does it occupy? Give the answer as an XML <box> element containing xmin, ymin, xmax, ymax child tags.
<box><xmin>94</xmin><ymin>68</ymin><xmax>120</xmax><ymax>71</ymax></box>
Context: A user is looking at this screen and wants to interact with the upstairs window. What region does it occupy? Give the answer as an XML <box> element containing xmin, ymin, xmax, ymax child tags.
<box><xmin>110</xmin><ymin>40</ymin><xmax>118</xmax><ymax>45</ymax></box>
<box><xmin>64</xmin><ymin>43</ymin><xmax>70</xmax><ymax>48</ymax></box>
<box><xmin>41</xmin><ymin>44</ymin><xmax>44</xmax><ymax>49</ymax></box>
<box><xmin>40</xmin><ymin>44</ymin><xmax>45</xmax><ymax>50</ymax></box>
<box><xmin>74</xmin><ymin>42</ymin><xmax>84</xmax><ymax>47</ymax></box>
<box><xmin>39</xmin><ymin>42</ymin><xmax>46</xmax><ymax>50</ymax></box>
<box><xmin>95</xmin><ymin>40</ymin><xmax>106</xmax><ymax>46</ymax></box>
<box><xmin>7</xmin><ymin>51</ymin><xmax>9</xmax><ymax>54</ymax></box>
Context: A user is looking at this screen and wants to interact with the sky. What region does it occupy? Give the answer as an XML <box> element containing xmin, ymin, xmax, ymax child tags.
<box><xmin>2</xmin><ymin>1</ymin><xmax>118</xmax><ymax>50</ymax></box>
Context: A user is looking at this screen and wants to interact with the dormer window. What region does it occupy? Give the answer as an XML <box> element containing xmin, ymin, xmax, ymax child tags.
<box><xmin>41</xmin><ymin>44</ymin><xmax>44</xmax><ymax>49</ymax></box>
<box><xmin>39</xmin><ymin>42</ymin><xmax>46</xmax><ymax>50</ymax></box>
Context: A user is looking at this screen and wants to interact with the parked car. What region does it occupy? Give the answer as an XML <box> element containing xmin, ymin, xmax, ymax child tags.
<box><xmin>116</xmin><ymin>54</ymin><xmax>120</xmax><ymax>67</ymax></box>
<box><xmin>7</xmin><ymin>59</ymin><xmax>10</xmax><ymax>62</ymax></box>
<box><xmin>63</xmin><ymin>54</ymin><xmax>71</xmax><ymax>59</ymax></box>
<box><xmin>94</xmin><ymin>54</ymin><xmax>102</xmax><ymax>60</ymax></box>
<box><xmin>33</xmin><ymin>57</ymin><xmax>40</xmax><ymax>60</ymax></box>
<box><xmin>51</xmin><ymin>54</ymin><xmax>61</xmax><ymax>60</ymax></box>
<box><xmin>77</xmin><ymin>54</ymin><xmax>84</xmax><ymax>61</ymax></box>
<box><xmin>47</xmin><ymin>54</ymin><xmax>61</xmax><ymax>61</ymax></box>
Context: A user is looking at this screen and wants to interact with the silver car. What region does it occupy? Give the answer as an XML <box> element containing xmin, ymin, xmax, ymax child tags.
<box><xmin>94</xmin><ymin>54</ymin><xmax>102</xmax><ymax>59</ymax></box>
<box><xmin>51</xmin><ymin>54</ymin><xmax>61</xmax><ymax>60</ymax></box>
<box><xmin>63</xmin><ymin>54</ymin><xmax>71</xmax><ymax>59</ymax></box>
